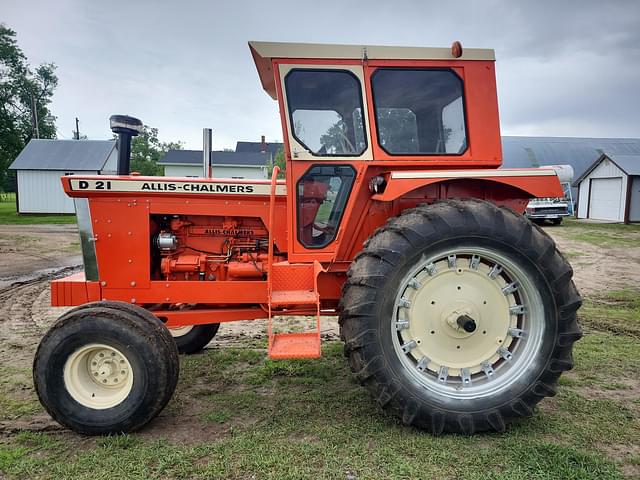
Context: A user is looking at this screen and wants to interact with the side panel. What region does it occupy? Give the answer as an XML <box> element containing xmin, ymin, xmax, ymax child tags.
<box><xmin>17</xmin><ymin>170</ymin><xmax>95</xmax><ymax>214</ymax></box>
<box><xmin>629</xmin><ymin>176</ymin><xmax>640</xmax><ymax>222</ymax></box>
<box><xmin>62</xmin><ymin>175</ymin><xmax>289</xmax><ymax>305</ymax></box>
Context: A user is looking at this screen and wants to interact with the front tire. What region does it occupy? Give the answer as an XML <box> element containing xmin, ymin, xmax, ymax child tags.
<box><xmin>34</xmin><ymin>303</ymin><xmax>180</xmax><ymax>435</ymax></box>
<box><xmin>339</xmin><ymin>200</ymin><xmax>582</xmax><ymax>434</ymax></box>
<box><xmin>169</xmin><ymin>324</ymin><xmax>220</xmax><ymax>354</ymax></box>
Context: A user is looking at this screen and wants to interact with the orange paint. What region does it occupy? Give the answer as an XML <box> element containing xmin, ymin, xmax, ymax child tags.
<box><xmin>52</xmin><ymin>43</ymin><xmax>564</xmax><ymax>360</ymax></box>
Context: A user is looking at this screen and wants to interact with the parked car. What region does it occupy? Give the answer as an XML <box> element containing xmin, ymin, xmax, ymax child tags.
<box><xmin>525</xmin><ymin>165</ymin><xmax>574</xmax><ymax>225</ymax></box>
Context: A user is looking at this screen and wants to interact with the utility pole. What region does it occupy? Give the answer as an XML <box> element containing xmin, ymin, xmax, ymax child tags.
<box><xmin>74</xmin><ymin>117</ymin><xmax>80</xmax><ymax>140</ymax></box>
<box><xmin>30</xmin><ymin>93</ymin><xmax>40</xmax><ymax>139</ymax></box>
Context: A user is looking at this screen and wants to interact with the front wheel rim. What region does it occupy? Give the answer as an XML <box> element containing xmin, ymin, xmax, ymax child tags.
<box><xmin>63</xmin><ymin>343</ymin><xmax>134</xmax><ymax>409</ymax></box>
<box><xmin>169</xmin><ymin>325</ymin><xmax>195</xmax><ymax>337</ymax></box>
<box><xmin>391</xmin><ymin>246</ymin><xmax>545</xmax><ymax>400</ymax></box>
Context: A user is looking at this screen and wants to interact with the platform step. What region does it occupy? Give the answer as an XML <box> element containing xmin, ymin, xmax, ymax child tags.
<box><xmin>270</xmin><ymin>261</ymin><xmax>317</xmax><ymax>292</ymax></box>
<box><xmin>270</xmin><ymin>289</ymin><xmax>318</xmax><ymax>306</ymax></box>
<box><xmin>269</xmin><ymin>332</ymin><xmax>321</xmax><ymax>359</ymax></box>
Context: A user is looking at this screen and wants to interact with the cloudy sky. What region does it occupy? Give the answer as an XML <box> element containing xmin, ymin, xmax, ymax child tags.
<box><xmin>4</xmin><ymin>0</ymin><xmax>639</xmax><ymax>149</ymax></box>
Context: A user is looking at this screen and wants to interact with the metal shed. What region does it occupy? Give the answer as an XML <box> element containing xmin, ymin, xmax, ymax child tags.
<box><xmin>9</xmin><ymin>139</ymin><xmax>117</xmax><ymax>214</ymax></box>
<box><xmin>574</xmin><ymin>153</ymin><xmax>640</xmax><ymax>223</ymax></box>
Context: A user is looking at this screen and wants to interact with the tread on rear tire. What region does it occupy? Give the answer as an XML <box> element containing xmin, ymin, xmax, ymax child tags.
<box><xmin>339</xmin><ymin>199</ymin><xmax>582</xmax><ymax>434</ymax></box>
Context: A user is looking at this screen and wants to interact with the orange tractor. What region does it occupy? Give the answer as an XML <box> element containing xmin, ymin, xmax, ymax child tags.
<box><xmin>34</xmin><ymin>41</ymin><xmax>581</xmax><ymax>435</ymax></box>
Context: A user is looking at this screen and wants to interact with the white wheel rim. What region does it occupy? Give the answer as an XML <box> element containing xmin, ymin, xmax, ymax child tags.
<box><xmin>391</xmin><ymin>247</ymin><xmax>545</xmax><ymax>399</ymax></box>
<box><xmin>63</xmin><ymin>343</ymin><xmax>134</xmax><ymax>409</ymax></box>
<box><xmin>169</xmin><ymin>325</ymin><xmax>194</xmax><ymax>337</ymax></box>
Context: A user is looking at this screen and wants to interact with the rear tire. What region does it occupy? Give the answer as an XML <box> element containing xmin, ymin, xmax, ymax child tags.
<box><xmin>34</xmin><ymin>303</ymin><xmax>180</xmax><ymax>435</ymax></box>
<box><xmin>169</xmin><ymin>324</ymin><xmax>220</xmax><ymax>354</ymax></box>
<box><xmin>339</xmin><ymin>199</ymin><xmax>582</xmax><ymax>434</ymax></box>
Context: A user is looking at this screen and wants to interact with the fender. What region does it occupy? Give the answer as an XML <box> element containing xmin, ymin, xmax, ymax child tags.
<box><xmin>371</xmin><ymin>168</ymin><xmax>563</xmax><ymax>204</ymax></box>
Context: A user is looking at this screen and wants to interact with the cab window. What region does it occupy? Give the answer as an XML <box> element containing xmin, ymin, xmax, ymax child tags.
<box><xmin>371</xmin><ymin>69</ymin><xmax>467</xmax><ymax>155</ymax></box>
<box><xmin>297</xmin><ymin>165</ymin><xmax>356</xmax><ymax>248</ymax></box>
<box><xmin>285</xmin><ymin>69</ymin><xmax>367</xmax><ymax>156</ymax></box>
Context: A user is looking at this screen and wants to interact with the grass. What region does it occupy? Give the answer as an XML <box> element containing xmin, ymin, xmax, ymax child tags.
<box><xmin>0</xmin><ymin>195</ymin><xmax>76</xmax><ymax>224</ymax></box>
<box><xmin>560</xmin><ymin>218</ymin><xmax>640</xmax><ymax>247</ymax></box>
<box><xmin>0</xmin><ymin>217</ymin><xmax>637</xmax><ymax>478</ymax></box>
<box><xmin>0</xmin><ymin>335</ymin><xmax>638</xmax><ymax>479</ymax></box>
<box><xmin>579</xmin><ymin>290</ymin><xmax>640</xmax><ymax>338</ymax></box>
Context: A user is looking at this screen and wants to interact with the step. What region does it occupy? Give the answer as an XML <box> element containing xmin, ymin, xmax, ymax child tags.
<box><xmin>269</xmin><ymin>332</ymin><xmax>321</xmax><ymax>359</ymax></box>
<box><xmin>270</xmin><ymin>289</ymin><xmax>318</xmax><ymax>306</ymax></box>
<box><xmin>270</xmin><ymin>262</ymin><xmax>316</xmax><ymax>292</ymax></box>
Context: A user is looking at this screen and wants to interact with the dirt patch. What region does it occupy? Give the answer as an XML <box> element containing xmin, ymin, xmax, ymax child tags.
<box><xmin>572</xmin><ymin>378</ymin><xmax>640</xmax><ymax>403</ymax></box>
<box><xmin>210</xmin><ymin>315</ymin><xmax>340</xmax><ymax>348</ymax></box>
<box><xmin>0</xmin><ymin>413</ymin><xmax>65</xmax><ymax>435</ymax></box>
<box><xmin>601</xmin><ymin>443</ymin><xmax>640</xmax><ymax>478</ymax></box>
<box><xmin>550</xmin><ymin>226</ymin><xmax>640</xmax><ymax>296</ymax></box>
<box><xmin>0</xmin><ymin>224</ymin><xmax>81</xmax><ymax>289</ymax></box>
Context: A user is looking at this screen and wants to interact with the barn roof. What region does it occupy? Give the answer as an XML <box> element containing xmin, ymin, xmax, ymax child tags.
<box><xmin>9</xmin><ymin>139</ymin><xmax>116</xmax><ymax>171</ymax></box>
<box><xmin>573</xmin><ymin>153</ymin><xmax>640</xmax><ymax>185</ymax></box>
<box><xmin>501</xmin><ymin>136</ymin><xmax>640</xmax><ymax>182</ymax></box>
<box><xmin>605</xmin><ymin>154</ymin><xmax>640</xmax><ymax>176</ymax></box>
<box><xmin>158</xmin><ymin>150</ymin><xmax>268</xmax><ymax>167</ymax></box>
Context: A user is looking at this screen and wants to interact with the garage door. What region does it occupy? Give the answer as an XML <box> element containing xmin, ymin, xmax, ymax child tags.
<box><xmin>589</xmin><ymin>177</ymin><xmax>622</xmax><ymax>221</ymax></box>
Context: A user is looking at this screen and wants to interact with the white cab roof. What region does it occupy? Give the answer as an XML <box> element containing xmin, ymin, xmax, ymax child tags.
<box><xmin>249</xmin><ymin>40</ymin><xmax>495</xmax><ymax>99</ymax></box>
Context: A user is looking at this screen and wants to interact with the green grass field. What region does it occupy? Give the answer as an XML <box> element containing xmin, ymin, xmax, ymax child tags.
<box><xmin>0</xmin><ymin>193</ymin><xmax>76</xmax><ymax>225</ymax></box>
<box><xmin>0</xmin><ymin>215</ymin><xmax>638</xmax><ymax>478</ymax></box>
<box><xmin>0</xmin><ymin>321</ymin><xmax>638</xmax><ymax>479</ymax></box>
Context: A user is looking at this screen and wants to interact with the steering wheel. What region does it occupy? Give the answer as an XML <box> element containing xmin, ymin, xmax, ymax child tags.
<box><xmin>313</xmin><ymin>223</ymin><xmax>336</xmax><ymax>235</ymax></box>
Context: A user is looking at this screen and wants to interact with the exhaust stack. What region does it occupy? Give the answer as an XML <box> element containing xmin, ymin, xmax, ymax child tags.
<box><xmin>110</xmin><ymin>115</ymin><xmax>143</xmax><ymax>175</ymax></box>
<box><xmin>203</xmin><ymin>128</ymin><xmax>212</xmax><ymax>178</ymax></box>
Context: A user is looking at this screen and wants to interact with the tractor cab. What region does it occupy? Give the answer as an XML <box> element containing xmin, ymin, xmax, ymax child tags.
<box><xmin>249</xmin><ymin>41</ymin><xmax>506</xmax><ymax>259</ymax></box>
<box><xmin>249</xmin><ymin>40</ymin><xmax>502</xmax><ymax>166</ymax></box>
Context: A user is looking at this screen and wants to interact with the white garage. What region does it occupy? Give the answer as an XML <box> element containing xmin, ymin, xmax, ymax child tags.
<box><xmin>575</xmin><ymin>153</ymin><xmax>640</xmax><ymax>223</ymax></box>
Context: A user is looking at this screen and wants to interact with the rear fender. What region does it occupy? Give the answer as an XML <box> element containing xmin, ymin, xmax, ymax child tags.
<box><xmin>372</xmin><ymin>169</ymin><xmax>563</xmax><ymax>212</ymax></box>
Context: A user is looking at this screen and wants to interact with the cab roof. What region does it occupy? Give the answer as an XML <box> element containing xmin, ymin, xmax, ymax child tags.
<box><xmin>249</xmin><ymin>40</ymin><xmax>496</xmax><ymax>99</ymax></box>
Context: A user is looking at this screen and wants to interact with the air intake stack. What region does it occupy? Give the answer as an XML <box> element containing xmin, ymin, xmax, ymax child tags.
<box><xmin>110</xmin><ymin>115</ymin><xmax>144</xmax><ymax>175</ymax></box>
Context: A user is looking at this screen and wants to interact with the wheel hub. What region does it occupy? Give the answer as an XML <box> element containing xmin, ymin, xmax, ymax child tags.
<box><xmin>441</xmin><ymin>301</ymin><xmax>481</xmax><ymax>339</ymax></box>
<box><xmin>63</xmin><ymin>343</ymin><xmax>134</xmax><ymax>409</ymax></box>
<box><xmin>392</xmin><ymin>248</ymin><xmax>543</xmax><ymax>398</ymax></box>
<box><xmin>87</xmin><ymin>348</ymin><xmax>129</xmax><ymax>387</ymax></box>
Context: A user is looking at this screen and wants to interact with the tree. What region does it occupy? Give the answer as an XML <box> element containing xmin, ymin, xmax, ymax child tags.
<box><xmin>120</xmin><ymin>125</ymin><xmax>183</xmax><ymax>176</ymax></box>
<box><xmin>267</xmin><ymin>148</ymin><xmax>285</xmax><ymax>178</ymax></box>
<box><xmin>0</xmin><ymin>24</ymin><xmax>58</xmax><ymax>191</ymax></box>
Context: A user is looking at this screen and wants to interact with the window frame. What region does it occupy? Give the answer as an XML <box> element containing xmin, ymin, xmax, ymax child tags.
<box><xmin>370</xmin><ymin>67</ymin><xmax>470</xmax><ymax>157</ymax></box>
<box><xmin>295</xmin><ymin>164</ymin><xmax>357</xmax><ymax>249</ymax></box>
<box><xmin>277</xmin><ymin>63</ymin><xmax>373</xmax><ymax>162</ymax></box>
<box><xmin>284</xmin><ymin>68</ymin><xmax>369</xmax><ymax>158</ymax></box>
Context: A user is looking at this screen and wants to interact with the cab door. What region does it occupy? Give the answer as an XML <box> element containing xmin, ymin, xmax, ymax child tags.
<box><xmin>275</xmin><ymin>63</ymin><xmax>372</xmax><ymax>262</ymax></box>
